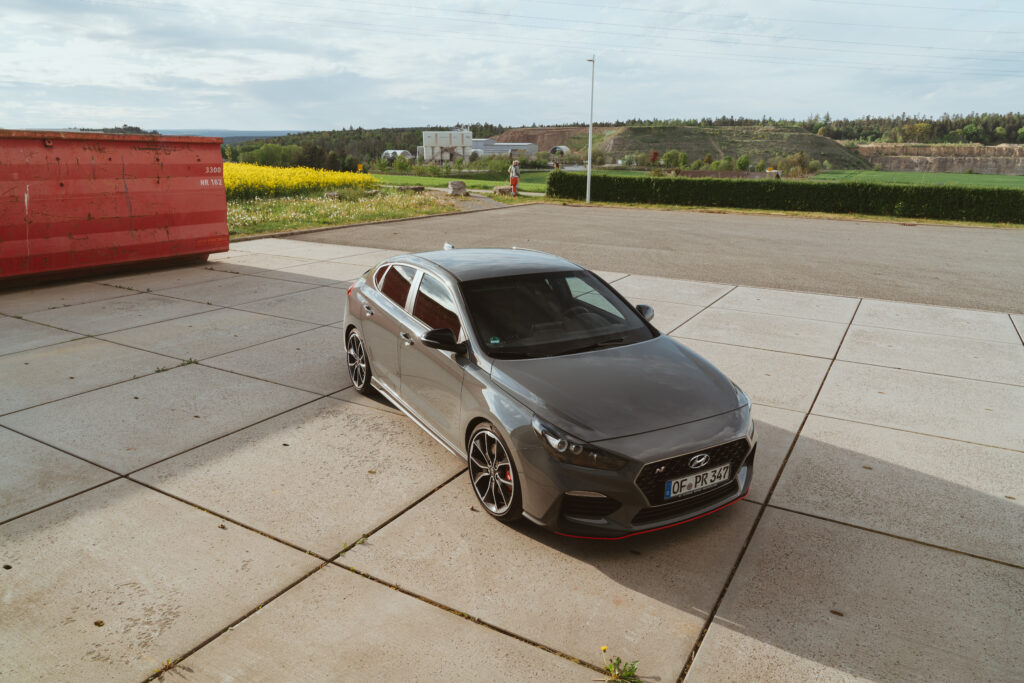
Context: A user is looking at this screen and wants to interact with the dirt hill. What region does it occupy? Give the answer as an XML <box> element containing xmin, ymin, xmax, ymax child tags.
<box><xmin>496</xmin><ymin>125</ymin><xmax>868</xmax><ymax>169</ymax></box>
<box><xmin>855</xmin><ymin>143</ymin><xmax>1024</xmax><ymax>174</ymax></box>
<box><xmin>495</xmin><ymin>126</ymin><xmax>617</xmax><ymax>151</ymax></box>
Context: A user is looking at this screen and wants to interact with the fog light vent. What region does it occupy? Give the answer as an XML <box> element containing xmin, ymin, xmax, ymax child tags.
<box><xmin>562</xmin><ymin>493</ymin><xmax>621</xmax><ymax>518</ymax></box>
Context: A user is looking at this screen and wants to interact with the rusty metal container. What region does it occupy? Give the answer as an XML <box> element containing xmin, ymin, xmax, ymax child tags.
<box><xmin>0</xmin><ymin>130</ymin><xmax>228</xmax><ymax>281</ymax></box>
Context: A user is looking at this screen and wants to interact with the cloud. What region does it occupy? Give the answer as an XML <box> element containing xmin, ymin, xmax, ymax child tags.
<box><xmin>1</xmin><ymin>0</ymin><xmax>1021</xmax><ymax>129</ymax></box>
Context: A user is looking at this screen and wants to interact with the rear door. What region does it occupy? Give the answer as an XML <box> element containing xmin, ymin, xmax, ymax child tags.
<box><xmin>399</xmin><ymin>271</ymin><xmax>467</xmax><ymax>447</ymax></box>
<box><xmin>359</xmin><ymin>263</ymin><xmax>416</xmax><ymax>391</ymax></box>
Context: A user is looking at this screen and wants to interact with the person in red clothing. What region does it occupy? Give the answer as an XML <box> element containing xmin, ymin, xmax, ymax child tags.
<box><xmin>508</xmin><ymin>159</ymin><xmax>520</xmax><ymax>196</ymax></box>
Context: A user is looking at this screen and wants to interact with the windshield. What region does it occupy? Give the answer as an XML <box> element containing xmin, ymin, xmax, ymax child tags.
<box><xmin>460</xmin><ymin>270</ymin><xmax>655</xmax><ymax>359</ymax></box>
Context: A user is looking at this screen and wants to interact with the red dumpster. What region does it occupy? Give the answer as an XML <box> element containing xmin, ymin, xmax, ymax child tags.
<box><xmin>0</xmin><ymin>130</ymin><xmax>228</xmax><ymax>281</ymax></box>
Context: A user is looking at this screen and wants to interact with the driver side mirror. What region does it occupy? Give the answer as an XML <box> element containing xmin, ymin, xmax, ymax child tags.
<box><xmin>636</xmin><ymin>304</ymin><xmax>655</xmax><ymax>322</ymax></box>
<box><xmin>421</xmin><ymin>328</ymin><xmax>467</xmax><ymax>354</ymax></box>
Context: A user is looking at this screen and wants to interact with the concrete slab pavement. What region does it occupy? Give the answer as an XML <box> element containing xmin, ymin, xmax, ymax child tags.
<box><xmin>0</xmin><ymin>337</ymin><xmax>177</xmax><ymax>415</ymax></box>
<box><xmin>0</xmin><ymin>427</ymin><xmax>115</xmax><ymax>523</ymax></box>
<box><xmin>343</xmin><ymin>481</ymin><xmax>761</xmax><ymax>683</ymax></box>
<box><xmin>202</xmin><ymin>326</ymin><xmax>351</xmax><ymax>395</ymax></box>
<box><xmin>0</xmin><ymin>479</ymin><xmax>319</xmax><ymax>683</ymax></box>
<box><xmin>176</xmin><ymin>564</ymin><xmax>594</xmax><ymax>682</ymax></box>
<box><xmin>235</xmin><ymin>285</ymin><xmax>351</xmax><ymax>323</ymax></box>
<box><xmin>156</xmin><ymin>274</ymin><xmax>317</xmax><ymax>307</ymax></box>
<box><xmin>98</xmin><ymin>308</ymin><xmax>316</xmax><ymax>361</ymax></box>
<box><xmin>133</xmin><ymin>397</ymin><xmax>464</xmax><ymax>556</ymax></box>
<box><xmin>0</xmin><ymin>315</ymin><xmax>82</xmax><ymax>356</ymax></box>
<box><xmin>686</xmin><ymin>508</ymin><xmax>1024</xmax><ymax>681</ymax></box>
<box><xmin>0</xmin><ymin>364</ymin><xmax>318</xmax><ymax>473</ymax></box>
<box><xmin>2</xmin><ymin>227</ymin><xmax>1021</xmax><ymax>682</ymax></box>
<box><xmin>838</xmin><ymin>324</ymin><xmax>1024</xmax><ymax>385</ymax></box>
<box><xmin>772</xmin><ymin>416</ymin><xmax>1024</xmax><ymax>565</ymax></box>
<box><xmin>712</xmin><ymin>286</ymin><xmax>860</xmax><ymax>323</ymax></box>
<box><xmin>21</xmin><ymin>292</ymin><xmax>216</xmax><ymax>336</ymax></box>
<box><xmin>675</xmin><ymin>307</ymin><xmax>849</xmax><ymax>358</ymax></box>
<box><xmin>814</xmin><ymin>361</ymin><xmax>1024</xmax><ymax>452</ymax></box>
<box><xmin>0</xmin><ymin>281</ymin><xmax>130</xmax><ymax>316</ymax></box>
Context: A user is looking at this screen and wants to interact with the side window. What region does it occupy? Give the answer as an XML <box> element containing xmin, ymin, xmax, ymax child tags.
<box><xmin>373</xmin><ymin>264</ymin><xmax>389</xmax><ymax>289</ymax></box>
<box><xmin>412</xmin><ymin>273</ymin><xmax>462</xmax><ymax>338</ymax></box>
<box><xmin>380</xmin><ymin>264</ymin><xmax>415</xmax><ymax>308</ymax></box>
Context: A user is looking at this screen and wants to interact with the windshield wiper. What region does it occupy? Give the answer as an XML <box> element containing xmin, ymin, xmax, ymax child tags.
<box><xmin>554</xmin><ymin>338</ymin><xmax>625</xmax><ymax>356</ymax></box>
<box><xmin>487</xmin><ymin>350</ymin><xmax>539</xmax><ymax>359</ymax></box>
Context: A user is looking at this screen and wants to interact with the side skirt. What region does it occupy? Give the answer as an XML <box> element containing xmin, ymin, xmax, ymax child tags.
<box><xmin>370</xmin><ymin>378</ymin><xmax>467</xmax><ymax>461</ymax></box>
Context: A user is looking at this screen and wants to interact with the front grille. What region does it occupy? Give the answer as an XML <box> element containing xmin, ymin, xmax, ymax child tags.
<box><xmin>631</xmin><ymin>481</ymin><xmax>739</xmax><ymax>525</ymax></box>
<box><xmin>561</xmin><ymin>494</ymin><xmax>621</xmax><ymax>518</ymax></box>
<box><xmin>635</xmin><ymin>438</ymin><xmax>750</xmax><ymax>506</ymax></box>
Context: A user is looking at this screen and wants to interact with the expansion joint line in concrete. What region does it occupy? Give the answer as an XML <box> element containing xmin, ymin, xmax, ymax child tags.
<box><xmin>334</xmin><ymin>562</ymin><xmax>607</xmax><ymax>678</ymax></box>
<box><xmin>1011</xmin><ymin>314</ymin><xmax>1024</xmax><ymax>346</ymax></box>
<box><xmin>763</xmin><ymin>502</ymin><xmax>1024</xmax><ymax>571</ymax></box>
<box><xmin>677</xmin><ymin>298</ymin><xmax>863</xmax><ymax>682</ymax></box>
<box><xmin>136</xmin><ymin>472</ymin><xmax>473</xmax><ymax>680</ymax></box>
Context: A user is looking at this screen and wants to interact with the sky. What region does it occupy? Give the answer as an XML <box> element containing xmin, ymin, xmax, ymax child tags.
<box><xmin>2</xmin><ymin>0</ymin><xmax>1022</xmax><ymax>132</ymax></box>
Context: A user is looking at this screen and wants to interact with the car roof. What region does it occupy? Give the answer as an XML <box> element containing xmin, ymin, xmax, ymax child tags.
<box><xmin>408</xmin><ymin>248</ymin><xmax>583</xmax><ymax>282</ymax></box>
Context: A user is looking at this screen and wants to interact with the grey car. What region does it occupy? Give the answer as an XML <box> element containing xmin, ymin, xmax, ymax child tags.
<box><xmin>343</xmin><ymin>247</ymin><xmax>756</xmax><ymax>539</ymax></box>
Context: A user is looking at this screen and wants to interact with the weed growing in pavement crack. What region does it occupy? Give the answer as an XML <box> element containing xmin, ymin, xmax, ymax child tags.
<box><xmin>596</xmin><ymin>646</ymin><xmax>641</xmax><ymax>683</ymax></box>
<box><xmin>153</xmin><ymin>658</ymin><xmax>175</xmax><ymax>676</ymax></box>
<box><xmin>180</xmin><ymin>358</ymin><xmax>198</xmax><ymax>366</ymax></box>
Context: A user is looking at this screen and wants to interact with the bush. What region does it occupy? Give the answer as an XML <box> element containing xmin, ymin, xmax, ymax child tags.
<box><xmin>737</xmin><ymin>154</ymin><xmax>750</xmax><ymax>171</ymax></box>
<box><xmin>545</xmin><ymin>171</ymin><xmax>1024</xmax><ymax>224</ymax></box>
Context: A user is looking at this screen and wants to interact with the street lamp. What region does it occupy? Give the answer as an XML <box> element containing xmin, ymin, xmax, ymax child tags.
<box><xmin>586</xmin><ymin>54</ymin><xmax>595</xmax><ymax>204</ymax></box>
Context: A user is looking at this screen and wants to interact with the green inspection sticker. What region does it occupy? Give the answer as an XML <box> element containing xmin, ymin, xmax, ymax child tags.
<box><xmin>490</xmin><ymin>336</ymin><xmax>501</xmax><ymax>344</ymax></box>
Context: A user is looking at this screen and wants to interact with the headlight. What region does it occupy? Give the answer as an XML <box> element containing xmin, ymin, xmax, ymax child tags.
<box><xmin>731</xmin><ymin>381</ymin><xmax>750</xmax><ymax>408</ymax></box>
<box><xmin>530</xmin><ymin>417</ymin><xmax>627</xmax><ymax>471</ymax></box>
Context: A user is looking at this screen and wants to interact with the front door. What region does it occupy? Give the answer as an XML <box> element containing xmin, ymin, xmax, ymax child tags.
<box><xmin>399</xmin><ymin>271</ymin><xmax>466</xmax><ymax>447</ymax></box>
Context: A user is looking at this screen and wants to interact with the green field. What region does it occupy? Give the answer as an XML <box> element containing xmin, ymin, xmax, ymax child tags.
<box><xmin>812</xmin><ymin>170</ymin><xmax>1024</xmax><ymax>189</ymax></box>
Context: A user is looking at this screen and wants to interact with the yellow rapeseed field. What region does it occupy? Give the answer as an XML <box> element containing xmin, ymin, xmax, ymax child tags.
<box><xmin>224</xmin><ymin>162</ymin><xmax>379</xmax><ymax>200</ymax></box>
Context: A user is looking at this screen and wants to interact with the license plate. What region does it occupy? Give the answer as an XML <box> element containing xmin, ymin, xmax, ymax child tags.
<box><xmin>664</xmin><ymin>464</ymin><xmax>731</xmax><ymax>500</ymax></box>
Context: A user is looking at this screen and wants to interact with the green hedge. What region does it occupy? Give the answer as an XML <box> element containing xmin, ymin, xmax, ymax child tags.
<box><xmin>545</xmin><ymin>171</ymin><xmax>1024</xmax><ymax>223</ymax></box>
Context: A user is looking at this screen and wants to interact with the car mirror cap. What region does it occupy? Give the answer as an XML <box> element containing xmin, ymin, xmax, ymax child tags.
<box><xmin>420</xmin><ymin>328</ymin><xmax>467</xmax><ymax>354</ymax></box>
<box><xmin>636</xmin><ymin>304</ymin><xmax>655</xmax><ymax>322</ymax></box>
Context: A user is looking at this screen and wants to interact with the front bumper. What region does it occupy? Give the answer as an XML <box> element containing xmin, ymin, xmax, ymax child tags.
<box><xmin>514</xmin><ymin>407</ymin><xmax>756</xmax><ymax>539</ymax></box>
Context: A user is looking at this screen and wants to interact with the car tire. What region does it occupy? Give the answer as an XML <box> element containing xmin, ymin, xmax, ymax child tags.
<box><xmin>467</xmin><ymin>422</ymin><xmax>523</xmax><ymax>521</ymax></box>
<box><xmin>346</xmin><ymin>328</ymin><xmax>374</xmax><ymax>396</ymax></box>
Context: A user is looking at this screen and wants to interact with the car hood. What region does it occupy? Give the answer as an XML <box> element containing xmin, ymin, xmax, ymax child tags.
<box><xmin>488</xmin><ymin>335</ymin><xmax>742</xmax><ymax>442</ymax></box>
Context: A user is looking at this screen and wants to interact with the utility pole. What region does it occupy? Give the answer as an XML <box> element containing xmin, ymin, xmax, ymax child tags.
<box><xmin>586</xmin><ymin>54</ymin><xmax>595</xmax><ymax>204</ymax></box>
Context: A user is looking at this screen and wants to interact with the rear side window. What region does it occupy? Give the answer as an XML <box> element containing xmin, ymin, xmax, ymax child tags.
<box><xmin>380</xmin><ymin>264</ymin><xmax>415</xmax><ymax>308</ymax></box>
<box><xmin>412</xmin><ymin>273</ymin><xmax>462</xmax><ymax>338</ymax></box>
<box><xmin>373</xmin><ymin>264</ymin><xmax>389</xmax><ymax>288</ymax></box>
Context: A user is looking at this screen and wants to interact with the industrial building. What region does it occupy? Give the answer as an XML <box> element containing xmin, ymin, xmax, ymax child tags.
<box><xmin>416</xmin><ymin>129</ymin><xmax>537</xmax><ymax>162</ymax></box>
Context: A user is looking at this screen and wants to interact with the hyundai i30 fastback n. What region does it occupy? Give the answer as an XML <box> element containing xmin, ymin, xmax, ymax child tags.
<box><xmin>343</xmin><ymin>248</ymin><xmax>756</xmax><ymax>539</ymax></box>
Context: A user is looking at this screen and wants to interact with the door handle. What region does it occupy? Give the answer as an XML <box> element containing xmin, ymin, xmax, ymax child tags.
<box><xmin>400</xmin><ymin>332</ymin><xmax>414</xmax><ymax>346</ymax></box>
<box><xmin>363</xmin><ymin>304</ymin><xmax>373</xmax><ymax>316</ymax></box>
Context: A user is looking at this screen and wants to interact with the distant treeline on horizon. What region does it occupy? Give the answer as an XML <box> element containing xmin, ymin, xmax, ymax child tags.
<box><xmin>215</xmin><ymin>113</ymin><xmax>1024</xmax><ymax>170</ymax></box>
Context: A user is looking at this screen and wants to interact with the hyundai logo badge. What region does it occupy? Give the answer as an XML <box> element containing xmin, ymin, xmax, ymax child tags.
<box><xmin>688</xmin><ymin>453</ymin><xmax>710</xmax><ymax>469</ymax></box>
<box><xmin>654</xmin><ymin>465</ymin><xmax>666</xmax><ymax>474</ymax></box>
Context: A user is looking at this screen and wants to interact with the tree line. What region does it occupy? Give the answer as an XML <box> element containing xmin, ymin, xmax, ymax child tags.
<box><xmin>221</xmin><ymin>113</ymin><xmax>1024</xmax><ymax>170</ymax></box>
<box><xmin>223</xmin><ymin>123</ymin><xmax>507</xmax><ymax>170</ymax></box>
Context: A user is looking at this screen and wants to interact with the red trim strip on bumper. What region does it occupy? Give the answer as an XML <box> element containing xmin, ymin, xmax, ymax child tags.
<box><xmin>553</xmin><ymin>495</ymin><xmax>747</xmax><ymax>540</ymax></box>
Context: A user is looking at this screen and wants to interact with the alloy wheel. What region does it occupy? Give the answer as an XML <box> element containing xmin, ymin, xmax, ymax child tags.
<box><xmin>468</xmin><ymin>429</ymin><xmax>516</xmax><ymax>515</ymax></box>
<box><xmin>346</xmin><ymin>333</ymin><xmax>367</xmax><ymax>389</ymax></box>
